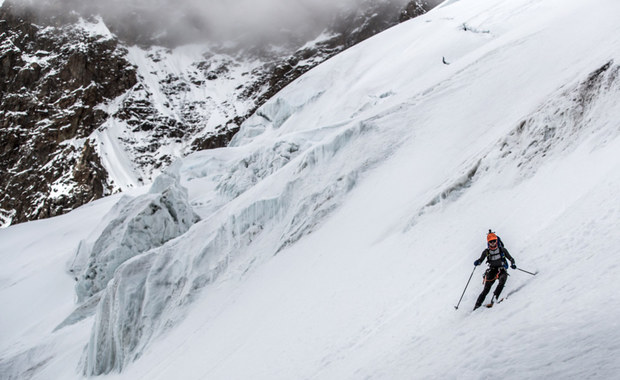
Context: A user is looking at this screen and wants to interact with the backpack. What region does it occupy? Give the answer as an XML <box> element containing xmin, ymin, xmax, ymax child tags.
<box><xmin>486</xmin><ymin>229</ymin><xmax>507</xmax><ymax>267</ymax></box>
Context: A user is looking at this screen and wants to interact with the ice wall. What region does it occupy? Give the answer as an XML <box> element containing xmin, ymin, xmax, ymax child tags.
<box><xmin>70</xmin><ymin>163</ymin><xmax>200</xmax><ymax>303</ymax></box>
<box><xmin>81</xmin><ymin>92</ymin><xmax>403</xmax><ymax>375</ymax></box>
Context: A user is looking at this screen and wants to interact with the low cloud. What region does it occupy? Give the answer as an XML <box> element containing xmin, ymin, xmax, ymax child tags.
<box><xmin>10</xmin><ymin>0</ymin><xmax>414</xmax><ymax>46</ymax></box>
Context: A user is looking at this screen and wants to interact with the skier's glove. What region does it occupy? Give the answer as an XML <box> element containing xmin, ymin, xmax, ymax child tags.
<box><xmin>474</xmin><ymin>260</ymin><xmax>480</xmax><ymax>266</ymax></box>
<box><xmin>511</xmin><ymin>263</ymin><xmax>517</xmax><ymax>269</ymax></box>
<box><xmin>503</xmin><ymin>263</ymin><xmax>509</xmax><ymax>270</ymax></box>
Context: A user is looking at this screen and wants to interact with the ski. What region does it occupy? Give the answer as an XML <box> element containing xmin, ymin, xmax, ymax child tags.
<box><xmin>471</xmin><ymin>267</ymin><xmax>538</xmax><ymax>312</ymax></box>
<box><xmin>486</xmin><ymin>281</ymin><xmax>532</xmax><ymax>308</ymax></box>
<box><xmin>485</xmin><ymin>297</ymin><xmax>505</xmax><ymax>308</ymax></box>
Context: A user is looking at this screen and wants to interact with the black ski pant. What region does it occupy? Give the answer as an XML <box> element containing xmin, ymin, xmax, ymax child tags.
<box><xmin>475</xmin><ymin>267</ymin><xmax>508</xmax><ymax>308</ymax></box>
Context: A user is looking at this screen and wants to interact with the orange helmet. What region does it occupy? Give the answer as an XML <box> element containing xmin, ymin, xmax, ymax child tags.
<box><xmin>487</xmin><ymin>232</ymin><xmax>499</xmax><ymax>248</ymax></box>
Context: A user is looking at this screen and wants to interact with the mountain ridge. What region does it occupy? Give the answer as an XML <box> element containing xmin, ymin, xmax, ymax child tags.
<box><xmin>0</xmin><ymin>0</ymin><xmax>435</xmax><ymax>227</ymax></box>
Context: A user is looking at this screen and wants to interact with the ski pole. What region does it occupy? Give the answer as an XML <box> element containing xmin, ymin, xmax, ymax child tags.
<box><xmin>454</xmin><ymin>266</ymin><xmax>476</xmax><ymax>310</ymax></box>
<box><xmin>517</xmin><ymin>267</ymin><xmax>537</xmax><ymax>276</ymax></box>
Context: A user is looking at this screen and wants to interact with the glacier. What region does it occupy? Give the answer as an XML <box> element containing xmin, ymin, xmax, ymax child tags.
<box><xmin>83</xmin><ymin>101</ymin><xmax>404</xmax><ymax>375</ymax></box>
<box><xmin>70</xmin><ymin>164</ymin><xmax>200</xmax><ymax>305</ymax></box>
<box><xmin>1</xmin><ymin>0</ymin><xmax>620</xmax><ymax>379</ymax></box>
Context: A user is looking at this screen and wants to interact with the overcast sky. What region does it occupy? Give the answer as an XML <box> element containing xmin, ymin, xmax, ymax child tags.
<box><xmin>9</xmin><ymin>0</ymin><xmax>377</xmax><ymax>43</ymax></box>
<box><xmin>6</xmin><ymin>0</ymin><xmax>444</xmax><ymax>46</ymax></box>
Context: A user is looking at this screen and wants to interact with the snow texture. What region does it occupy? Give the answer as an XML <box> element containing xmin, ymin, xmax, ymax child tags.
<box><xmin>2</xmin><ymin>0</ymin><xmax>620</xmax><ymax>379</ymax></box>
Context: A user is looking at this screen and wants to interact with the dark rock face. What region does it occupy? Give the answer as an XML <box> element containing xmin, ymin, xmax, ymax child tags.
<box><xmin>0</xmin><ymin>0</ymin><xmax>434</xmax><ymax>226</ymax></box>
<box><xmin>1</xmin><ymin>2</ymin><xmax>137</xmax><ymax>224</ymax></box>
<box><xmin>400</xmin><ymin>0</ymin><xmax>432</xmax><ymax>22</ymax></box>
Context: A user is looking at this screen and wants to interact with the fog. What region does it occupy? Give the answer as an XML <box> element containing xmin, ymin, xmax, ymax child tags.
<box><xmin>7</xmin><ymin>0</ymin><xmax>443</xmax><ymax>46</ymax></box>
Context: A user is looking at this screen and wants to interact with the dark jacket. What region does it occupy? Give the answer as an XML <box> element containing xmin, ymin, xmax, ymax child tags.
<box><xmin>477</xmin><ymin>247</ymin><xmax>515</xmax><ymax>269</ymax></box>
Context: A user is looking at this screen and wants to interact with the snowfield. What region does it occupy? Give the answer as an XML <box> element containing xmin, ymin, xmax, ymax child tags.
<box><xmin>2</xmin><ymin>0</ymin><xmax>620</xmax><ymax>379</ymax></box>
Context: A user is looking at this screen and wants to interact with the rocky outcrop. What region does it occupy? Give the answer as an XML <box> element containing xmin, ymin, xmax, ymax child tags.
<box><xmin>0</xmin><ymin>2</ymin><xmax>137</xmax><ymax>224</ymax></box>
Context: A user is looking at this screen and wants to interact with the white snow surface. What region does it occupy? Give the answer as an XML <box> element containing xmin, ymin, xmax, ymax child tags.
<box><xmin>2</xmin><ymin>0</ymin><xmax>620</xmax><ymax>378</ymax></box>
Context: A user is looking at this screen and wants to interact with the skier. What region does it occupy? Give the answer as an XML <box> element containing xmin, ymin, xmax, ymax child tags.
<box><xmin>473</xmin><ymin>231</ymin><xmax>517</xmax><ymax>310</ymax></box>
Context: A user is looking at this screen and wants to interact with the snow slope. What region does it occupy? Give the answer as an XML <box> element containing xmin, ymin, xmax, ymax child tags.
<box><xmin>2</xmin><ymin>0</ymin><xmax>620</xmax><ymax>378</ymax></box>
